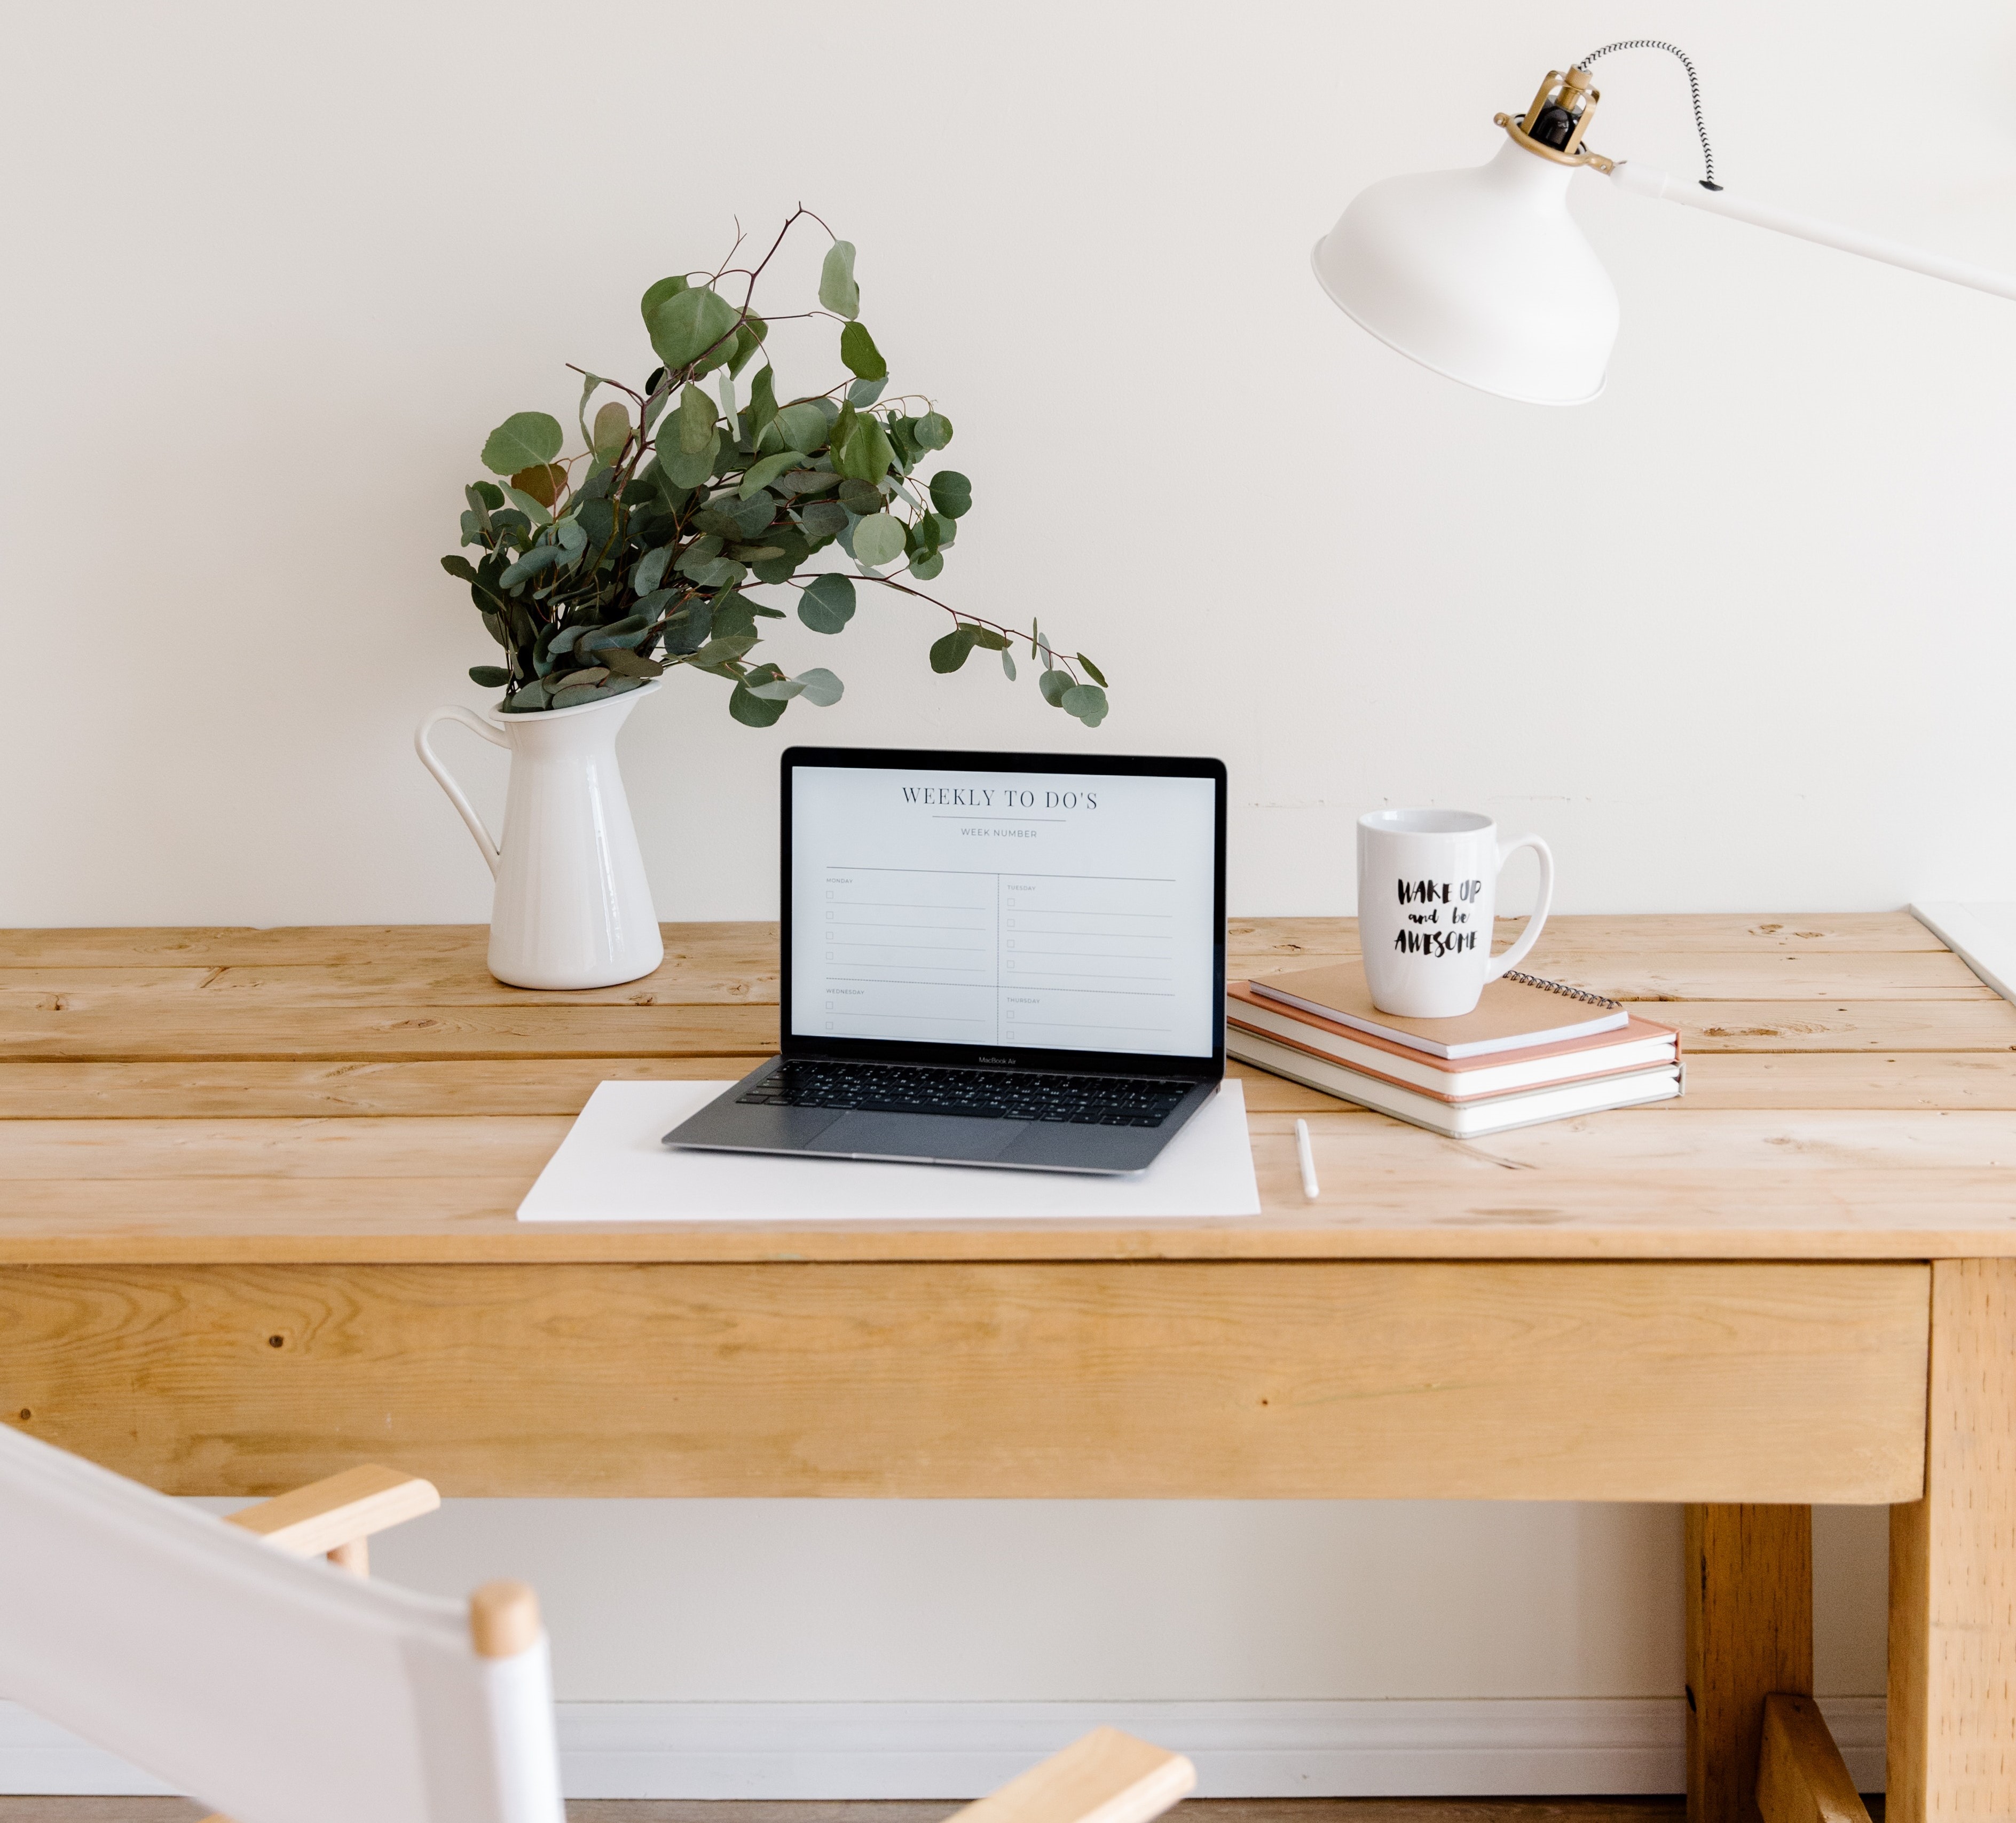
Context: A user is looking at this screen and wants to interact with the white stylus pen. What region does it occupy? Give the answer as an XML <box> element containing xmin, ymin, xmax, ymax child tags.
<box><xmin>1295</xmin><ymin>1118</ymin><xmax>1320</xmax><ymax>1199</ymax></box>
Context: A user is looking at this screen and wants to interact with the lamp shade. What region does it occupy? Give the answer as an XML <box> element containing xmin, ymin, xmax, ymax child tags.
<box><xmin>1312</xmin><ymin>139</ymin><xmax>1619</xmax><ymax>405</ymax></box>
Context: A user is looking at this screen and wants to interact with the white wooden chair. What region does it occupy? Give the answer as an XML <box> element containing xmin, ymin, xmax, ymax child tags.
<box><xmin>0</xmin><ymin>1422</ymin><xmax>561</xmax><ymax>1822</ymax></box>
<box><xmin>0</xmin><ymin>1423</ymin><xmax>1196</xmax><ymax>1823</ymax></box>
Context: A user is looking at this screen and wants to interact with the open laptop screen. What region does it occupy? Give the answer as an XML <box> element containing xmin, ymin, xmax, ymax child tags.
<box><xmin>783</xmin><ymin>751</ymin><xmax>1224</xmax><ymax>1067</ymax></box>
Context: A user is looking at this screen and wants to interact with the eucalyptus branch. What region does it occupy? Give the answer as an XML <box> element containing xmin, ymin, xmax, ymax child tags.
<box><xmin>443</xmin><ymin>212</ymin><xmax>1108</xmax><ymax>726</ymax></box>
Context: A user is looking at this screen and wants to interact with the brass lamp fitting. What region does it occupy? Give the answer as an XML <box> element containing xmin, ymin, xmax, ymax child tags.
<box><xmin>1493</xmin><ymin>66</ymin><xmax>1616</xmax><ymax>172</ymax></box>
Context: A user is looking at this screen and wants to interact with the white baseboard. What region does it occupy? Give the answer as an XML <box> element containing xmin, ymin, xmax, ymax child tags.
<box><xmin>0</xmin><ymin>1695</ymin><xmax>1886</xmax><ymax>1799</ymax></box>
<box><xmin>1914</xmin><ymin>900</ymin><xmax>2016</xmax><ymax>1006</ymax></box>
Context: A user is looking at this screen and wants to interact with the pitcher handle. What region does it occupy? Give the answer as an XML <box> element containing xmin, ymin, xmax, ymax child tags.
<box><xmin>415</xmin><ymin>707</ymin><xmax>510</xmax><ymax>878</ymax></box>
<box><xmin>1482</xmin><ymin>834</ymin><xmax>1555</xmax><ymax>982</ymax></box>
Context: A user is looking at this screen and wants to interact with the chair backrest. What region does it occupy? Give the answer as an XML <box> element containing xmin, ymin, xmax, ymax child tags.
<box><xmin>0</xmin><ymin>1424</ymin><xmax>563</xmax><ymax>1823</ymax></box>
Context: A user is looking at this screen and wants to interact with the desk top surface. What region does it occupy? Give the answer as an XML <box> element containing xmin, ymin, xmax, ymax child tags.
<box><xmin>3</xmin><ymin>913</ymin><xmax>2014</xmax><ymax>1264</ymax></box>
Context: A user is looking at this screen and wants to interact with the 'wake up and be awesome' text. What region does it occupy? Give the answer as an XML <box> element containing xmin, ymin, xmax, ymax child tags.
<box><xmin>1393</xmin><ymin>875</ymin><xmax>1483</xmax><ymax>957</ymax></box>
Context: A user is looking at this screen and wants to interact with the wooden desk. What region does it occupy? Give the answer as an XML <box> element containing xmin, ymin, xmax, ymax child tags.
<box><xmin>3</xmin><ymin>913</ymin><xmax>2012</xmax><ymax>1822</ymax></box>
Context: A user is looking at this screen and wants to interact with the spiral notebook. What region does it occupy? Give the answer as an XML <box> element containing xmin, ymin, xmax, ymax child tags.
<box><xmin>1245</xmin><ymin>963</ymin><xmax>1628</xmax><ymax>1060</ymax></box>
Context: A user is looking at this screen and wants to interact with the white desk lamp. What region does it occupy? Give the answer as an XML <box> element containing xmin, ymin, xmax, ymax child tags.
<box><xmin>1312</xmin><ymin>40</ymin><xmax>2016</xmax><ymax>405</ymax></box>
<box><xmin>1313</xmin><ymin>41</ymin><xmax>2016</xmax><ymax>1007</ymax></box>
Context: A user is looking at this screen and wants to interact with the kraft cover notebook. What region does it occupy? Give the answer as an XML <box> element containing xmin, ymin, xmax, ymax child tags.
<box><xmin>1246</xmin><ymin>961</ymin><xmax>1628</xmax><ymax>1059</ymax></box>
<box><xmin>1225</xmin><ymin>982</ymin><xmax>1679</xmax><ymax>1099</ymax></box>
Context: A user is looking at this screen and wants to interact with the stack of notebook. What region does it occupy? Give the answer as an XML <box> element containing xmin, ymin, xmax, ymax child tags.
<box><xmin>1225</xmin><ymin>963</ymin><xmax>1682</xmax><ymax>1138</ymax></box>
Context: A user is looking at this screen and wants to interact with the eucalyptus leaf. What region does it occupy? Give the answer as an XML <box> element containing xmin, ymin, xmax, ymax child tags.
<box><xmin>850</xmin><ymin>513</ymin><xmax>905</xmax><ymax>567</ymax></box>
<box><xmin>502</xmin><ymin>679</ymin><xmax>551</xmax><ymax>714</ymax></box>
<box><xmin>1038</xmin><ymin>668</ymin><xmax>1072</xmax><ymax>708</ymax></box>
<box><xmin>928</xmin><ymin>470</ymin><xmax>973</xmax><ymax>518</ymax></box>
<box><xmin>499</xmin><ymin>485</ymin><xmax>552</xmax><ymax>527</ymax></box>
<box><xmin>914</xmin><ymin>411</ymin><xmax>954</xmax><ymax>450</ymax></box>
<box><xmin>509</xmin><ymin>463</ymin><xmax>564</xmax><ymax>509</ymax></box>
<box><xmin>1076</xmin><ymin>653</ymin><xmax>1108</xmax><ymax>687</ymax></box>
<box><xmin>799</xmin><ymin>499</ymin><xmax>848</xmax><ymax>540</ymax></box>
<box><xmin>678</xmin><ymin>383</ymin><xmax>717</xmax><ymax>454</ymax></box>
<box><xmin>831</xmin><ymin>413</ymin><xmax>895</xmax><ymax>482</ymax></box>
<box><xmin>730</xmin><ymin>666</ymin><xmax>791</xmax><ymax>727</ymax></box>
<box><xmin>909</xmin><ymin>550</ymin><xmax>945</xmax><ymax>581</ymax></box>
<box><xmin>659</xmin><ymin>597</ymin><xmax>713</xmax><ymax>654</ymax></box>
<box><xmin>663</xmin><ymin>432</ymin><xmax>719</xmax><ymax>488</ymax></box>
<box><xmin>597</xmin><ymin>646</ymin><xmax>665</xmax><ymax>677</ymax></box>
<box><xmin>739</xmin><ymin>450</ymin><xmax>808</xmax><ymax>499</ymax></box>
<box><xmin>745</xmin><ymin>675</ymin><xmax>806</xmax><ymax>701</ymax></box>
<box><xmin>499</xmin><ymin>543</ymin><xmax>566</xmax><ymax>590</ymax></box>
<box><xmin>798</xmin><ymin>573</ymin><xmax>856</xmax><ymax>634</ymax></box>
<box><xmin>482</xmin><ymin>412</ymin><xmax>564</xmax><ymax>476</ymax></box>
<box><xmin>747</xmin><ymin>365</ymin><xmax>779</xmax><ymax>437</ymax></box>
<box><xmin>794</xmin><ymin>666</ymin><xmax>844</xmax><ymax>707</ymax></box>
<box><xmin>1061</xmin><ymin>683</ymin><xmax>1108</xmax><ymax>725</ymax></box>
<box><xmin>818</xmin><ymin>241</ymin><xmax>860</xmax><ymax>319</ymax></box>
<box><xmin>632</xmin><ymin>545</ymin><xmax>674</xmax><ymax>595</ymax></box>
<box><xmin>774</xmin><ymin>401</ymin><xmax>829</xmax><ymax>451</ymax></box>
<box><xmin>592</xmin><ymin>400</ymin><xmax>631</xmax><ymax>462</ymax></box>
<box><xmin>839</xmin><ymin>321</ymin><xmax>887</xmax><ymax>381</ymax></box>
<box><xmin>930</xmin><ymin>626</ymin><xmax>978</xmax><ymax>673</ymax></box>
<box><xmin>648</xmin><ymin>285</ymin><xmax>739</xmax><ymax>372</ymax></box>
<box><xmin>1001</xmin><ymin>649</ymin><xmax>1016</xmax><ymax>682</ymax></box>
<box><xmin>847</xmin><ymin>376</ymin><xmax>887</xmax><ymax>408</ymax></box>
<box><xmin>687</xmin><ymin>632</ymin><xmax>759</xmax><ymax>674</ymax></box>
<box><xmin>468</xmin><ymin>665</ymin><xmax>510</xmax><ymax>688</ymax></box>
<box><xmin>440</xmin><ymin>555</ymin><xmax>480</xmax><ymax>584</ymax></box>
<box><xmin>640</xmin><ymin>274</ymin><xmax>689</xmax><ymax>325</ymax></box>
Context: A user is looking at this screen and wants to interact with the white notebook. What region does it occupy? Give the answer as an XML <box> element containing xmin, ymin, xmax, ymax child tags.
<box><xmin>518</xmin><ymin>1079</ymin><xmax>1262</xmax><ymax>1221</ymax></box>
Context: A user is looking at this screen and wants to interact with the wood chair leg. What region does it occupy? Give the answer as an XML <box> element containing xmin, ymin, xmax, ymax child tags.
<box><xmin>1887</xmin><ymin>1258</ymin><xmax>2016</xmax><ymax>1823</ymax></box>
<box><xmin>1685</xmin><ymin>1502</ymin><xmax>1813</xmax><ymax>1823</ymax></box>
<box><xmin>1758</xmin><ymin>1692</ymin><xmax>1870</xmax><ymax>1823</ymax></box>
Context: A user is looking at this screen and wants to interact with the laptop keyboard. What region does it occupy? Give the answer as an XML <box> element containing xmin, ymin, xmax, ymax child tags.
<box><xmin>739</xmin><ymin>1061</ymin><xmax>1195</xmax><ymax>1127</ymax></box>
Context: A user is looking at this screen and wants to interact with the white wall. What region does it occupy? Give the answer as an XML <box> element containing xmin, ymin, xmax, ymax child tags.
<box><xmin>6</xmin><ymin>0</ymin><xmax>2006</xmax><ymax>1781</ymax></box>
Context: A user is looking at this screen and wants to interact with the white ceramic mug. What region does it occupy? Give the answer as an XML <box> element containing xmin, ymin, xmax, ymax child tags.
<box><xmin>1357</xmin><ymin>809</ymin><xmax>1555</xmax><ymax>1017</ymax></box>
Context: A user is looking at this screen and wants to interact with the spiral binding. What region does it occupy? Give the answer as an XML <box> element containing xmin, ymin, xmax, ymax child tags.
<box><xmin>1501</xmin><ymin>969</ymin><xmax>1622</xmax><ymax>1012</ymax></box>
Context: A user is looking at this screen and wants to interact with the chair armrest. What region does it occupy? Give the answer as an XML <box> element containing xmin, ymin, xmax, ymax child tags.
<box><xmin>226</xmin><ymin>1464</ymin><xmax>440</xmax><ymax>1562</ymax></box>
<box><xmin>949</xmin><ymin>1728</ymin><xmax>1196</xmax><ymax>1823</ymax></box>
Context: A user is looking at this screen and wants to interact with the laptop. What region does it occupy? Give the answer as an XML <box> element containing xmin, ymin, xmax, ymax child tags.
<box><xmin>663</xmin><ymin>746</ymin><xmax>1228</xmax><ymax>1174</ymax></box>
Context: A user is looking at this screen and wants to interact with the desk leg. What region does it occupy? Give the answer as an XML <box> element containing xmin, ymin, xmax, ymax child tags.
<box><xmin>1887</xmin><ymin>1258</ymin><xmax>2016</xmax><ymax>1822</ymax></box>
<box><xmin>1686</xmin><ymin>1503</ymin><xmax>1813</xmax><ymax>1823</ymax></box>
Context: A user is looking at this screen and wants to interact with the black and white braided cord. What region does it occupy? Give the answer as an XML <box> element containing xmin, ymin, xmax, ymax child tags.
<box><xmin>1574</xmin><ymin>40</ymin><xmax>1721</xmax><ymax>188</ymax></box>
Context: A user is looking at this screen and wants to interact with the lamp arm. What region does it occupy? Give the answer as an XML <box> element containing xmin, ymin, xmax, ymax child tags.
<box><xmin>1608</xmin><ymin>160</ymin><xmax>2016</xmax><ymax>303</ymax></box>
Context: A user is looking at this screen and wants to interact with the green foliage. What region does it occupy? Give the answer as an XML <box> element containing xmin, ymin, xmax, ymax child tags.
<box><xmin>442</xmin><ymin>212</ymin><xmax>1111</xmax><ymax>728</ymax></box>
<box><xmin>839</xmin><ymin>321</ymin><xmax>887</xmax><ymax>382</ymax></box>
<box><xmin>481</xmin><ymin>413</ymin><xmax>563</xmax><ymax>476</ymax></box>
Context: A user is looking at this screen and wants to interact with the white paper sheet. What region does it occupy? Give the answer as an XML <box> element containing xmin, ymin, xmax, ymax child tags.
<box><xmin>516</xmin><ymin>1079</ymin><xmax>1260</xmax><ymax>1222</ymax></box>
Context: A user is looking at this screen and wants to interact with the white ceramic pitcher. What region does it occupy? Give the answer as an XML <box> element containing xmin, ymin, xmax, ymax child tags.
<box><xmin>415</xmin><ymin>684</ymin><xmax>664</xmax><ymax>990</ymax></box>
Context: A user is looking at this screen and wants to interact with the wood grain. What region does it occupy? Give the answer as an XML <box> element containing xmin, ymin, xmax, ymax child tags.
<box><xmin>0</xmin><ymin>1001</ymin><xmax>776</xmax><ymax>1061</ymax></box>
<box><xmin>0</xmin><ymin>1261</ymin><xmax>1928</xmax><ymax>1501</ymax></box>
<box><xmin>1684</xmin><ymin>1504</ymin><xmax>1813</xmax><ymax>1823</ymax></box>
<box><xmin>2</xmin><ymin>948</ymin><xmax>1982</xmax><ymax>1013</ymax></box>
<box><xmin>0</xmin><ymin>914</ymin><xmax>2011</xmax><ymax>1266</ymax></box>
<box><xmin>1756</xmin><ymin>1693</ymin><xmax>1871</xmax><ymax>1823</ymax></box>
<box><xmin>8</xmin><ymin>1051</ymin><xmax>2016</xmax><ymax>1121</ymax></box>
<box><xmin>1886</xmin><ymin>1258</ymin><xmax>2016</xmax><ymax>1822</ymax></box>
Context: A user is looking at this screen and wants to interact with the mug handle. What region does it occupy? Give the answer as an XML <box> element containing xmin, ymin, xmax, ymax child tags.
<box><xmin>1482</xmin><ymin>835</ymin><xmax>1555</xmax><ymax>983</ymax></box>
<box><xmin>415</xmin><ymin>707</ymin><xmax>510</xmax><ymax>878</ymax></box>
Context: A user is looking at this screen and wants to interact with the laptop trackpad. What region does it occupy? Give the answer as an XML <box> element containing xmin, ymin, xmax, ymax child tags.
<box><xmin>816</xmin><ymin>1111</ymin><xmax>1028</xmax><ymax>1163</ymax></box>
